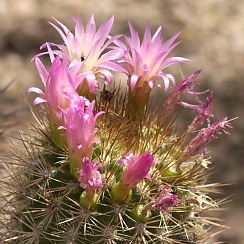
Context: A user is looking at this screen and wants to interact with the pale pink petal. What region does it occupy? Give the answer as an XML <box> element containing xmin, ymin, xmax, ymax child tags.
<box><xmin>27</xmin><ymin>87</ymin><xmax>45</xmax><ymax>95</ymax></box>
<box><xmin>34</xmin><ymin>58</ymin><xmax>48</xmax><ymax>84</ymax></box>
<box><xmin>34</xmin><ymin>97</ymin><xmax>47</xmax><ymax>105</ymax></box>
<box><xmin>130</xmin><ymin>74</ymin><xmax>139</xmax><ymax>91</ymax></box>
<box><xmin>86</xmin><ymin>14</ymin><xmax>96</xmax><ymax>37</ymax></box>
<box><xmin>162</xmin><ymin>57</ymin><xmax>191</xmax><ymax>69</ymax></box>
<box><xmin>142</xmin><ymin>23</ymin><xmax>152</xmax><ymax>44</ymax></box>
<box><xmin>86</xmin><ymin>73</ymin><xmax>98</xmax><ymax>93</ymax></box>
<box><xmin>97</xmin><ymin>69</ymin><xmax>113</xmax><ymax>85</ymax></box>
<box><xmin>74</xmin><ymin>14</ymin><xmax>84</xmax><ymax>37</ymax></box>
<box><xmin>96</xmin><ymin>61</ymin><xmax>127</xmax><ymax>73</ymax></box>
<box><xmin>96</xmin><ymin>16</ymin><xmax>114</xmax><ymax>42</ymax></box>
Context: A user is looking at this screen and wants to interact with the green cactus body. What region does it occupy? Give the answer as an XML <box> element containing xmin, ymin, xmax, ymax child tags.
<box><xmin>0</xmin><ymin>96</ymin><xmax>227</xmax><ymax>243</ymax></box>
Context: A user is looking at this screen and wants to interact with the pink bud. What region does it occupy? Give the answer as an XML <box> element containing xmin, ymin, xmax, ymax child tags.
<box><xmin>153</xmin><ymin>187</ymin><xmax>179</xmax><ymax>213</ymax></box>
<box><xmin>119</xmin><ymin>152</ymin><xmax>155</xmax><ymax>189</ymax></box>
<box><xmin>183</xmin><ymin>117</ymin><xmax>232</xmax><ymax>158</ymax></box>
<box><xmin>77</xmin><ymin>157</ymin><xmax>103</xmax><ymax>191</ymax></box>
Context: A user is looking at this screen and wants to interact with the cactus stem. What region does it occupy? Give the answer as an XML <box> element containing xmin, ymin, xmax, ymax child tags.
<box><xmin>79</xmin><ymin>190</ymin><xmax>99</xmax><ymax>209</ymax></box>
<box><xmin>111</xmin><ymin>182</ymin><xmax>132</xmax><ymax>203</ymax></box>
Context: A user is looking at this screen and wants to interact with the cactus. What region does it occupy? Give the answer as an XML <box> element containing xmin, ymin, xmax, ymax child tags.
<box><xmin>0</xmin><ymin>15</ymin><xmax>232</xmax><ymax>243</ymax></box>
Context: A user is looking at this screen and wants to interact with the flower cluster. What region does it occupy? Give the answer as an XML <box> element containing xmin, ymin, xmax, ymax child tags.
<box><xmin>28</xmin><ymin>14</ymin><xmax>232</xmax><ymax>241</ymax></box>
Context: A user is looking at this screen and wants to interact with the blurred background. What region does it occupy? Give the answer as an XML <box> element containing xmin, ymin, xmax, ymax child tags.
<box><xmin>0</xmin><ymin>0</ymin><xmax>243</xmax><ymax>243</ymax></box>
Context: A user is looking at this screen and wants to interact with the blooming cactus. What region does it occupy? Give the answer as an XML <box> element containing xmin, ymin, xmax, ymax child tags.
<box><xmin>0</xmin><ymin>14</ymin><xmax>233</xmax><ymax>244</ymax></box>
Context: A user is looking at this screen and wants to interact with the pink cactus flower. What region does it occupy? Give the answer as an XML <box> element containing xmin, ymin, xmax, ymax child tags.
<box><xmin>182</xmin><ymin>91</ymin><xmax>214</xmax><ymax>132</ymax></box>
<box><xmin>28</xmin><ymin>56</ymin><xmax>81</xmax><ymax>123</ymax></box>
<box><xmin>60</xmin><ymin>96</ymin><xmax>104</xmax><ymax>169</ymax></box>
<box><xmin>111</xmin><ymin>152</ymin><xmax>155</xmax><ymax>202</ymax></box>
<box><xmin>118</xmin><ymin>152</ymin><xmax>155</xmax><ymax>189</ymax></box>
<box><xmin>77</xmin><ymin>157</ymin><xmax>103</xmax><ymax>191</ymax></box>
<box><xmin>39</xmin><ymin>14</ymin><xmax>125</xmax><ymax>94</ymax></box>
<box><xmin>153</xmin><ymin>186</ymin><xmax>179</xmax><ymax>213</ymax></box>
<box><xmin>117</xmin><ymin>22</ymin><xmax>190</xmax><ymax>92</ymax></box>
<box><xmin>183</xmin><ymin>117</ymin><xmax>232</xmax><ymax>158</ymax></box>
<box><xmin>162</xmin><ymin>70</ymin><xmax>204</xmax><ymax>112</ymax></box>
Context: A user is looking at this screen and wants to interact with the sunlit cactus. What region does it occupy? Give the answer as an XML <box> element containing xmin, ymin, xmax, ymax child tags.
<box><xmin>0</xmin><ymin>14</ymin><xmax>232</xmax><ymax>243</ymax></box>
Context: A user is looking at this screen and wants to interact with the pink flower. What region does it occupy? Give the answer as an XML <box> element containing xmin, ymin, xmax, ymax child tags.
<box><xmin>111</xmin><ymin>152</ymin><xmax>155</xmax><ymax>202</ymax></box>
<box><xmin>162</xmin><ymin>70</ymin><xmax>204</xmax><ymax>112</ymax></box>
<box><xmin>183</xmin><ymin>117</ymin><xmax>232</xmax><ymax>158</ymax></box>
<box><xmin>77</xmin><ymin>157</ymin><xmax>103</xmax><ymax>191</ymax></box>
<box><xmin>182</xmin><ymin>91</ymin><xmax>214</xmax><ymax>132</ymax></box>
<box><xmin>118</xmin><ymin>152</ymin><xmax>155</xmax><ymax>189</ymax></box>
<box><xmin>163</xmin><ymin>71</ymin><xmax>214</xmax><ymax>133</ymax></box>
<box><xmin>117</xmin><ymin>22</ymin><xmax>190</xmax><ymax>92</ymax></box>
<box><xmin>153</xmin><ymin>187</ymin><xmax>179</xmax><ymax>213</ymax></box>
<box><xmin>61</xmin><ymin>96</ymin><xmax>104</xmax><ymax>167</ymax></box>
<box><xmin>39</xmin><ymin>14</ymin><xmax>125</xmax><ymax>94</ymax></box>
<box><xmin>28</xmin><ymin>56</ymin><xmax>81</xmax><ymax>122</ymax></box>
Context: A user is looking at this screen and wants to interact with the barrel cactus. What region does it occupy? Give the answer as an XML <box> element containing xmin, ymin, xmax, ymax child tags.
<box><xmin>0</xmin><ymin>14</ymin><xmax>232</xmax><ymax>243</ymax></box>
